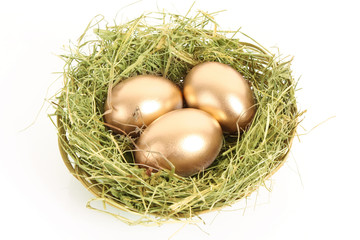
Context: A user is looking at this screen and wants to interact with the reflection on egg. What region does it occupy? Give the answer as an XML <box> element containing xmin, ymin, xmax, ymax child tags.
<box><xmin>135</xmin><ymin>108</ymin><xmax>223</xmax><ymax>177</ymax></box>
<box><xmin>184</xmin><ymin>62</ymin><xmax>256</xmax><ymax>133</ymax></box>
<box><xmin>104</xmin><ymin>75</ymin><xmax>183</xmax><ymax>135</ymax></box>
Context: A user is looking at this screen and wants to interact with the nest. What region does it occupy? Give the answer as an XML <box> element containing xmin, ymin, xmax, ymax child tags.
<box><xmin>54</xmin><ymin>10</ymin><xmax>302</xmax><ymax>225</ymax></box>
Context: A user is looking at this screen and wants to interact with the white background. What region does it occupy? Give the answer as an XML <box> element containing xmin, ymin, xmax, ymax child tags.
<box><xmin>1</xmin><ymin>0</ymin><xmax>359</xmax><ymax>239</ymax></box>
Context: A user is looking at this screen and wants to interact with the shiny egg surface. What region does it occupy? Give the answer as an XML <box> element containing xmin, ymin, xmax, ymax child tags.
<box><xmin>104</xmin><ymin>75</ymin><xmax>183</xmax><ymax>134</ymax></box>
<box><xmin>184</xmin><ymin>62</ymin><xmax>256</xmax><ymax>133</ymax></box>
<box><xmin>135</xmin><ymin>108</ymin><xmax>223</xmax><ymax>177</ymax></box>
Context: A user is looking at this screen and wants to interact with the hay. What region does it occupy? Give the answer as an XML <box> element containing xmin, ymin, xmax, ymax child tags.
<box><xmin>53</xmin><ymin>10</ymin><xmax>302</xmax><ymax>225</ymax></box>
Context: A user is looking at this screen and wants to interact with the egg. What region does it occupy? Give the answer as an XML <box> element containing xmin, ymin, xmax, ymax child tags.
<box><xmin>104</xmin><ymin>75</ymin><xmax>183</xmax><ymax>135</ymax></box>
<box><xmin>135</xmin><ymin>108</ymin><xmax>223</xmax><ymax>177</ymax></box>
<box><xmin>184</xmin><ymin>62</ymin><xmax>256</xmax><ymax>133</ymax></box>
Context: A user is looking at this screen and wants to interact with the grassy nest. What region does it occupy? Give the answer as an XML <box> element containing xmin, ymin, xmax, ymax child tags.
<box><xmin>53</xmin><ymin>10</ymin><xmax>302</xmax><ymax>225</ymax></box>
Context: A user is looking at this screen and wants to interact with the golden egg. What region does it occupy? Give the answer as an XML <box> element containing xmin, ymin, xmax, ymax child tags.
<box><xmin>104</xmin><ymin>75</ymin><xmax>183</xmax><ymax>135</ymax></box>
<box><xmin>135</xmin><ymin>108</ymin><xmax>223</xmax><ymax>177</ymax></box>
<box><xmin>184</xmin><ymin>62</ymin><xmax>256</xmax><ymax>133</ymax></box>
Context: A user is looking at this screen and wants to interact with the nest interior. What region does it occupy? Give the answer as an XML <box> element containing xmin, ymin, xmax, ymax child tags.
<box><xmin>54</xmin><ymin>11</ymin><xmax>301</xmax><ymax>225</ymax></box>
